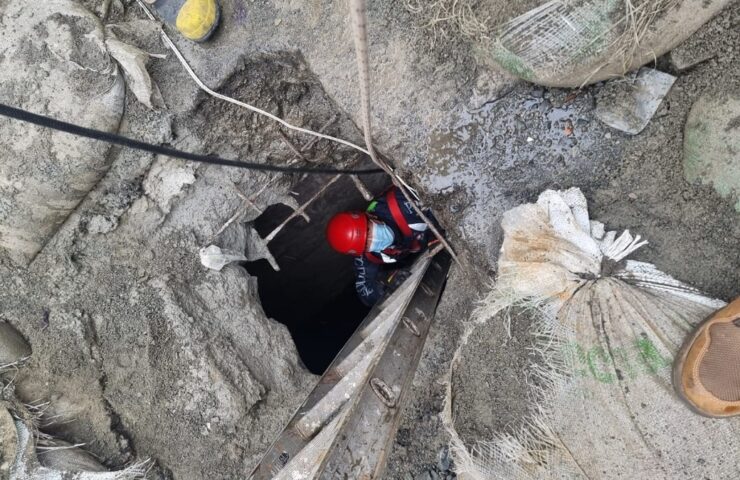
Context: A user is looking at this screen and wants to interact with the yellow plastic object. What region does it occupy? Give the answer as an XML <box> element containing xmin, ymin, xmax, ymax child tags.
<box><xmin>175</xmin><ymin>0</ymin><xmax>219</xmax><ymax>42</ymax></box>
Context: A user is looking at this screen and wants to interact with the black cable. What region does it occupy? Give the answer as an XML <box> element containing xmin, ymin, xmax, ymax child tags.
<box><xmin>0</xmin><ymin>103</ymin><xmax>385</xmax><ymax>175</ymax></box>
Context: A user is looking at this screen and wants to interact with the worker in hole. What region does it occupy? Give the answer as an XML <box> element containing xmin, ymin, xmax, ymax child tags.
<box><xmin>325</xmin><ymin>186</ymin><xmax>441</xmax><ymax>307</ymax></box>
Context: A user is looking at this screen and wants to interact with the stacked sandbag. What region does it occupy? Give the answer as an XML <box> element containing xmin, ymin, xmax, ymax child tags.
<box><xmin>3</xmin><ymin>402</ymin><xmax>148</xmax><ymax>480</ymax></box>
<box><xmin>445</xmin><ymin>188</ymin><xmax>740</xmax><ymax>479</ymax></box>
<box><xmin>2</xmin><ymin>358</ymin><xmax>147</xmax><ymax>479</ymax></box>
<box><xmin>0</xmin><ymin>312</ymin><xmax>144</xmax><ymax>478</ymax></box>
<box><xmin>36</xmin><ymin>439</ymin><xmax>109</xmax><ymax>472</ymax></box>
<box><xmin>0</xmin><ymin>0</ymin><xmax>125</xmax><ymax>265</ymax></box>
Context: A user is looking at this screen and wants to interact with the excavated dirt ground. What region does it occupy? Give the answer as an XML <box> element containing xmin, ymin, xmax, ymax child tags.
<box><xmin>0</xmin><ymin>0</ymin><xmax>737</xmax><ymax>479</ymax></box>
<box><xmin>389</xmin><ymin>3</ymin><xmax>740</xmax><ymax>479</ymax></box>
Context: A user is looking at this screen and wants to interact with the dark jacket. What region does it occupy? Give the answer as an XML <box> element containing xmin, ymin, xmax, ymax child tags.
<box><xmin>353</xmin><ymin>187</ymin><xmax>434</xmax><ymax>306</ymax></box>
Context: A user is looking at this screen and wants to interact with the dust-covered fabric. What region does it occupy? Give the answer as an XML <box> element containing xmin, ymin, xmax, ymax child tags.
<box><xmin>492</xmin><ymin>0</ymin><xmax>731</xmax><ymax>87</ymax></box>
<box><xmin>444</xmin><ymin>188</ymin><xmax>740</xmax><ymax>480</ymax></box>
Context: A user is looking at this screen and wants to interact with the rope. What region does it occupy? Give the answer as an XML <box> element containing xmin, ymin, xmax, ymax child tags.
<box><xmin>134</xmin><ymin>0</ymin><xmax>373</xmax><ymax>157</ymax></box>
<box><xmin>348</xmin><ymin>0</ymin><xmax>460</xmax><ymax>264</ymax></box>
<box><xmin>0</xmin><ymin>103</ymin><xmax>384</xmax><ymax>175</ymax></box>
<box><xmin>133</xmin><ymin>0</ymin><xmax>459</xmax><ymax>262</ymax></box>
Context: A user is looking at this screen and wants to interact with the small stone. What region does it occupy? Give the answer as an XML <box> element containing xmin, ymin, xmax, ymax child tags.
<box><xmin>594</xmin><ymin>68</ymin><xmax>676</xmax><ymax>135</ymax></box>
<box><xmin>274</xmin><ymin>18</ymin><xmax>282</xmax><ymax>26</ymax></box>
<box><xmin>668</xmin><ymin>32</ymin><xmax>715</xmax><ymax>72</ymax></box>
<box><xmin>604</xmin><ymin>132</ymin><xmax>612</xmax><ymax>139</ymax></box>
<box><xmin>39</xmin><ymin>310</ymin><xmax>50</xmax><ymax>330</ymax></box>
<box><xmin>86</xmin><ymin>214</ymin><xmax>118</xmax><ymax>234</ymax></box>
<box><xmin>438</xmin><ymin>446</ymin><xmax>451</xmax><ymax>471</ymax></box>
<box><xmin>143</xmin><ymin>158</ymin><xmax>196</xmax><ymax>214</ymax></box>
<box><xmin>396</xmin><ymin>428</ymin><xmax>411</xmax><ymax>447</ymax></box>
<box><xmin>563</xmin><ymin>119</ymin><xmax>574</xmax><ymax>136</ymax></box>
<box><xmin>669</xmin><ymin>50</ymin><xmax>713</xmax><ymax>72</ymax></box>
<box><xmin>628</xmin><ymin>193</ymin><xmax>638</xmax><ymax>200</ymax></box>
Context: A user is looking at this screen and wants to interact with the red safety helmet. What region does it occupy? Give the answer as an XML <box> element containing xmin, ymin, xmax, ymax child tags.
<box><xmin>326</xmin><ymin>212</ymin><xmax>368</xmax><ymax>255</ymax></box>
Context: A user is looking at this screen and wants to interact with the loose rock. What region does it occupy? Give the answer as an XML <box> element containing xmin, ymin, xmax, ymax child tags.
<box><xmin>669</xmin><ymin>30</ymin><xmax>716</xmax><ymax>71</ymax></box>
<box><xmin>669</xmin><ymin>47</ymin><xmax>714</xmax><ymax>72</ymax></box>
<box><xmin>594</xmin><ymin>68</ymin><xmax>676</xmax><ymax>135</ymax></box>
<box><xmin>437</xmin><ymin>446</ymin><xmax>451</xmax><ymax>471</ymax></box>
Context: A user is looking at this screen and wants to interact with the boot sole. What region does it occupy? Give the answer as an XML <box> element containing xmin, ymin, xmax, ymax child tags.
<box><xmin>672</xmin><ymin>298</ymin><xmax>740</xmax><ymax>418</ymax></box>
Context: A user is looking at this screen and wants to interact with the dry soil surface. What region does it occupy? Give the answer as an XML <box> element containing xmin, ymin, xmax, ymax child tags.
<box><xmin>0</xmin><ymin>0</ymin><xmax>737</xmax><ymax>479</ymax></box>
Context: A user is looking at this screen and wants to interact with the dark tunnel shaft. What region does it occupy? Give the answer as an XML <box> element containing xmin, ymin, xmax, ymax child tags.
<box><xmin>244</xmin><ymin>174</ymin><xmax>390</xmax><ymax>374</ymax></box>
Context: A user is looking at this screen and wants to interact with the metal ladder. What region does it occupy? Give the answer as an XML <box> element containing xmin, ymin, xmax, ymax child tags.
<box><xmin>249</xmin><ymin>252</ymin><xmax>451</xmax><ymax>479</ymax></box>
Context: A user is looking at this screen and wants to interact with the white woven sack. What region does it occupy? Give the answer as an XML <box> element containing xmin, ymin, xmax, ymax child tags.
<box><xmin>445</xmin><ymin>188</ymin><xmax>739</xmax><ymax>479</ymax></box>
<box><xmin>492</xmin><ymin>0</ymin><xmax>731</xmax><ymax>87</ymax></box>
<box><xmin>3</xmin><ymin>404</ymin><xmax>148</xmax><ymax>480</ymax></box>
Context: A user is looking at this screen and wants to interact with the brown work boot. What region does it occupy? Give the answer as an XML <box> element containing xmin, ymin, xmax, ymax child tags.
<box><xmin>673</xmin><ymin>297</ymin><xmax>740</xmax><ymax>417</ymax></box>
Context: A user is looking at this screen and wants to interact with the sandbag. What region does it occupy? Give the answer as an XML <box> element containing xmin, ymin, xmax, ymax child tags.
<box><xmin>491</xmin><ymin>0</ymin><xmax>731</xmax><ymax>87</ymax></box>
<box><xmin>445</xmin><ymin>188</ymin><xmax>740</xmax><ymax>479</ymax></box>
<box><xmin>0</xmin><ymin>0</ymin><xmax>125</xmax><ymax>266</ymax></box>
<box><xmin>0</xmin><ymin>403</ymin><xmax>17</xmax><ymax>477</ymax></box>
<box><xmin>37</xmin><ymin>439</ymin><xmax>108</xmax><ymax>472</ymax></box>
<box><xmin>3</xmin><ymin>395</ymin><xmax>148</xmax><ymax>479</ymax></box>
